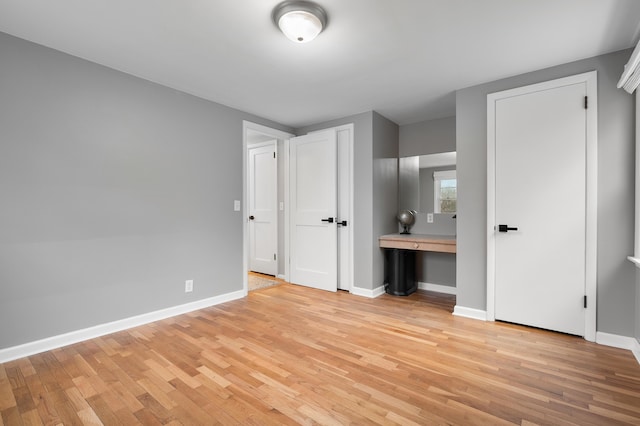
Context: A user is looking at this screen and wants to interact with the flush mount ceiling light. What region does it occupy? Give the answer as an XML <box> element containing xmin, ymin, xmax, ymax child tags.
<box><xmin>273</xmin><ymin>1</ymin><xmax>327</xmax><ymax>43</ymax></box>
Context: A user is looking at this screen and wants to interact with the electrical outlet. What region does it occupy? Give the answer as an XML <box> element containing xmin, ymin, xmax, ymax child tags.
<box><xmin>427</xmin><ymin>213</ymin><xmax>434</xmax><ymax>223</ymax></box>
<box><xmin>279</xmin><ymin>201</ymin><xmax>284</xmax><ymax>211</ymax></box>
<box><xmin>233</xmin><ymin>200</ymin><xmax>241</xmax><ymax>211</ymax></box>
<box><xmin>185</xmin><ymin>279</ymin><xmax>193</xmax><ymax>293</ymax></box>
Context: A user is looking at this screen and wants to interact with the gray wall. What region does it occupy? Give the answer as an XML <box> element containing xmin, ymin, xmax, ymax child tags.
<box><xmin>0</xmin><ymin>32</ymin><xmax>292</xmax><ymax>349</ymax></box>
<box><xmin>456</xmin><ymin>49</ymin><xmax>636</xmax><ymax>337</ymax></box>
<box><xmin>417</xmin><ymin>252</ymin><xmax>456</xmax><ymax>287</ymax></box>
<box><xmin>398</xmin><ymin>156</ymin><xmax>419</xmax><ymax>212</ymax></box>
<box><xmin>372</xmin><ymin>112</ymin><xmax>400</xmax><ymax>290</ymax></box>
<box><xmin>296</xmin><ymin>111</ymin><xmax>399</xmax><ymax>291</ymax></box>
<box><xmin>399</xmin><ymin>117</ymin><xmax>457</xmax><ymax>290</ymax></box>
<box><xmin>399</xmin><ymin>116</ymin><xmax>456</xmax><ymax>157</ymax></box>
<box><xmin>637</xmin><ymin>274</ymin><xmax>640</xmax><ymax>342</ymax></box>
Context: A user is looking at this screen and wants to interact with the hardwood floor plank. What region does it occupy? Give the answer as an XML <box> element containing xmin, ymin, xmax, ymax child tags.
<box><xmin>2</xmin><ymin>285</ymin><xmax>639</xmax><ymax>424</ymax></box>
<box><xmin>19</xmin><ymin>409</ymin><xmax>42</xmax><ymax>426</ymax></box>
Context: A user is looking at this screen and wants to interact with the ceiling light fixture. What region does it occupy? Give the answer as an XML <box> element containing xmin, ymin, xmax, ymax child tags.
<box><xmin>273</xmin><ymin>1</ymin><xmax>327</xmax><ymax>44</ymax></box>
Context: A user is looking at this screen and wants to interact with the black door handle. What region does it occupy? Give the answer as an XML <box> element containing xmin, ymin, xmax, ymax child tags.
<box><xmin>498</xmin><ymin>224</ymin><xmax>518</xmax><ymax>232</ymax></box>
<box><xmin>337</xmin><ymin>220</ymin><xmax>347</xmax><ymax>226</ymax></box>
<box><xmin>321</xmin><ymin>217</ymin><xmax>334</xmax><ymax>223</ymax></box>
<box><xmin>249</xmin><ymin>215</ymin><xmax>255</xmax><ymax>220</ymax></box>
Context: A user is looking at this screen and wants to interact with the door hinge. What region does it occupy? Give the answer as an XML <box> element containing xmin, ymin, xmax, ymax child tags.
<box><xmin>273</xmin><ymin>152</ymin><xmax>276</xmax><ymax>159</ymax></box>
<box><xmin>274</xmin><ymin>253</ymin><xmax>277</xmax><ymax>261</ymax></box>
<box><xmin>584</xmin><ymin>96</ymin><xmax>588</xmax><ymax>109</ymax></box>
<box><xmin>583</xmin><ymin>295</ymin><xmax>587</xmax><ymax>308</ymax></box>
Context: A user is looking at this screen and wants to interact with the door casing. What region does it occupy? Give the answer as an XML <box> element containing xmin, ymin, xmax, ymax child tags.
<box><xmin>486</xmin><ymin>71</ymin><xmax>598</xmax><ymax>341</ymax></box>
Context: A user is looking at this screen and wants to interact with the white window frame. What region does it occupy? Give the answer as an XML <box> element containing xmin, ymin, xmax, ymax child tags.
<box><xmin>433</xmin><ymin>170</ymin><xmax>456</xmax><ymax>213</ymax></box>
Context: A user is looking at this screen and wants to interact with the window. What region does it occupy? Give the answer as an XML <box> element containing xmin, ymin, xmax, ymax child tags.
<box><xmin>434</xmin><ymin>170</ymin><xmax>457</xmax><ymax>213</ymax></box>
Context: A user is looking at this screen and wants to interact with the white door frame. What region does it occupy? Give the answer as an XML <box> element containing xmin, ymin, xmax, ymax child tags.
<box><xmin>486</xmin><ymin>71</ymin><xmax>598</xmax><ymax>341</ymax></box>
<box><xmin>242</xmin><ymin>121</ymin><xmax>294</xmax><ymax>295</ymax></box>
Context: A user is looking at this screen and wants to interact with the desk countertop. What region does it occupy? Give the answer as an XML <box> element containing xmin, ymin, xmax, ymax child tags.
<box><xmin>378</xmin><ymin>233</ymin><xmax>456</xmax><ymax>253</ymax></box>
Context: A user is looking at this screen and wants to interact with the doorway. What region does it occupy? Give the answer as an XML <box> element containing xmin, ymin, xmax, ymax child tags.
<box><xmin>242</xmin><ymin>121</ymin><xmax>354</xmax><ymax>295</ymax></box>
<box><xmin>243</xmin><ymin>122</ymin><xmax>294</xmax><ymax>294</ymax></box>
<box><xmin>486</xmin><ymin>71</ymin><xmax>597</xmax><ymax>341</ymax></box>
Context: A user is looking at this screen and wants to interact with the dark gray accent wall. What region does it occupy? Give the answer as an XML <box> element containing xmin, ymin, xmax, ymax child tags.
<box><xmin>0</xmin><ymin>32</ymin><xmax>292</xmax><ymax>349</ymax></box>
<box><xmin>456</xmin><ymin>49</ymin><xmax>636</xmax><ymax>337</ymax></box>
<box><xmin>296</xmin><ymin>111</ymin><xmax>399</xmax><ymax>291</ymax></box>
<box><xmin>399</xmin><ymin>116</ymin><xmax>456</xmax><ymax>157</ymax></box>
<box><xmin>372</xmin><ymin>112</ymin><xmax>400</xmax><ymax>290</ymax></box>
<box><xmin>398</xmin><ymin>156</ymin><xmax>419</xmax><ymax>212</ymax></box>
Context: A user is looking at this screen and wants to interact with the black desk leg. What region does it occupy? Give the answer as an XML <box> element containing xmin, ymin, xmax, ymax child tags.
<box><xmin>383</xmin><ymin>248</ymin><xmax>416</xmax><ymax>296</ymax></box>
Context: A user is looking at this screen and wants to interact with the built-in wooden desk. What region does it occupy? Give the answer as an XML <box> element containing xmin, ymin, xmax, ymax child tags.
<box><xmin>379</xmin><ymin>234</ymin><xmax>456</xmax><ymax>296</ymax></box>
<box><xmin>379</xmin><ymin>234</ymin><xmax>456</xmax><ymax>253</ymax></box>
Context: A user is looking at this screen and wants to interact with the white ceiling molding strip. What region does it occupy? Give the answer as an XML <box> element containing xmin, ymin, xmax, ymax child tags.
<box><xmin>618</xmin><ymin>41</ymin><xmax>640</xmax><ymax>93</ymax></box>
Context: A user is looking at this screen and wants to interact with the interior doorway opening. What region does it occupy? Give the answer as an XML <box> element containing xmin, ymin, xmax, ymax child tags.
<box><xmin>242</xmin><ymin>121</ymin><xmax>354</xmax><ymax>295</ymax></box>
<box><xmin>243</xmin><ymin>122</ymin><xmax>294</xmax><ymax>295</ymax></box>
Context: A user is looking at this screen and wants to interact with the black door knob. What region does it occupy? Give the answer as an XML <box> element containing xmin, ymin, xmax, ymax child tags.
<box><xmin>249</xmin><ymin>215</ymin><xmax>255</xmax><ymax>220</ymax></box>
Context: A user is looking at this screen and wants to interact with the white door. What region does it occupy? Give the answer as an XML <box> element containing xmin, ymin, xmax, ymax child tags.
<box><xmin>290</xmin><ymin>130</ymin><xmax>337</xmax><ymax>292</ymax></box>
<box><xmin>248</xmin><ymin>143</ymin><xmax>277</xmax><ymax>276</ymax></box>
<box><xmin>488</xmin><ymin>73</ymin><xmax>596</xmax><ymax>337</ymax></box>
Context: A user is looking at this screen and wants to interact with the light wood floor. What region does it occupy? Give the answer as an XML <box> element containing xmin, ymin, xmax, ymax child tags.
<box><xmin>1</xmin><ymin>284</ymin><xmax>640</xmax><ymax>425</ymax></box>
<box><xmin>247</xmin><ymin>272</ymin><xmax>282</xmax><ymax>292</ymax></box>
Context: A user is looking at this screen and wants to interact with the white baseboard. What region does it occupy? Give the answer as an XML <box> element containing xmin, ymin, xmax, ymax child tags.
<box><xmin>453</xmin><ymin>305</ymin><xmax>487</xmax><ymax>321</ymax></box>
<box><xmin>351</xmin><ymin>285</ymin><xmax>385</xmax><ymax>298</ymax></box>
<box><xmin>0</xmin><ymin>290</ymin><xmax>245</xmax><ymax>364</ymax></box>
<box><xmin>633</xmin><ymin>339</ymin><xmax>640</xmax><ymax>365</ymax></box>
<box><xmin>595</xmin><ymin>331</ymin><xmax>636</xmax><ymax>350</ymax></box>
<box><xmin>277</xmin><ymin>274</ymin><xmax>286</xmax><ymax>280</ymax></box>
<box><xmin>595</xmin><ymin>332</ymin><xmax>640</xmax><ymax>366</ymax></box>
<box><xmin>418</xmin><ymin>282</ymin><xmax>457</xmax><ymax>295</ymax></box>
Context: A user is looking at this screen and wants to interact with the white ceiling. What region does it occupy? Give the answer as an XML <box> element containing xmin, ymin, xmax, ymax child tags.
<box><xmin>1</xmin><ymin>0</ymin><xmax>639</xmax><ymax>128</ymax></box>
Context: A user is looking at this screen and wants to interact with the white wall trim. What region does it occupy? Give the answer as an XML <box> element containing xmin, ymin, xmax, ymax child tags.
<box><xmin>595</xmin><ymin>331</ymin><xmax>638</xmax><ymax>350</ymax></box>
<box><xmin>627</xmin><ymin>256</ymin><xmax>640</xmax><ymax>268</ymax></box>
<box><xmin>0</xmin><ymin>290</ymin><xmax>245</xmax><ymax>364</ymax></box>
<box><xmin>453</xmin><ymin>305</ymin><xmax>488</xmax><ymax>321</ymax></box>
<box><xmin>418</xmin><ymin>282</ymin><xmax>457</xmax><ymax>295</ymax></box>
<box><xmin>633</xmin><ymin>339</ymin><xmax>640</xmax><ymax>365</ymax></box>
<box><xmin>595</xmin><ymin>332</ymin><xmax>640</xmax><ymax>366</ymax></box>
<box><xmin>351</xmin><ymin>285</ymin><xmax>385</xmax><ymax>298</ymax></box>
<box><xmin>486</xmin><ymin>71</ymin><xmax>598</xmax><ymax>342</ymax></box>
